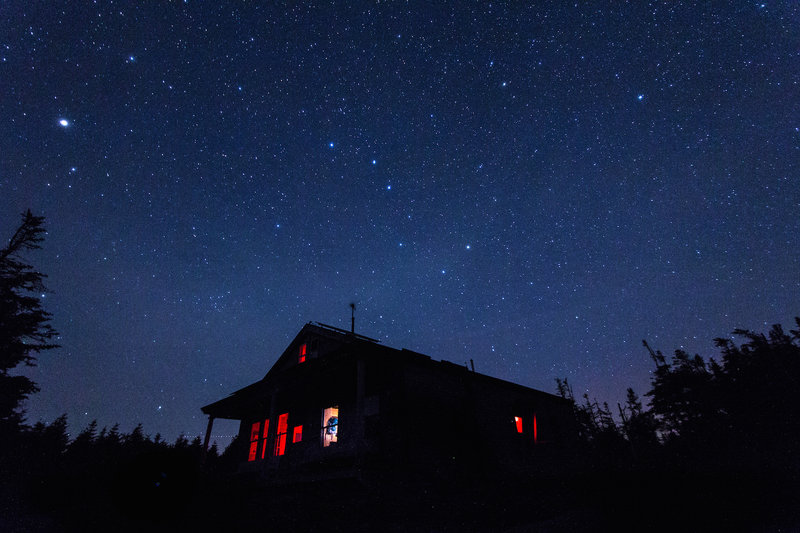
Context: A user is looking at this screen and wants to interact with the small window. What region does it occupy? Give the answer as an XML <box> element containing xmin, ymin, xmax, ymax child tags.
<box><xmin>514</xmin><ymin>416</ymin><xmax>523</xmax><ymax>434</ymax></box>
<box><xmin>298</xmin><ymin>343</ymin><xmax>307</xmax><ymax>363</ymax></box>
<box><xmin>321</xmin><ymin>406</ymin><xmax>339</xmax><ymax>447</ymax></box>
<box><xmin>248</xmin><ymin>421</ymin><xmax>260</xmax><ymax>461</ymax></box>
<box><xmin>533</xmin><ymin>414</ymin><xmax>538</xmax><ymax>444</ymax></box>
<box><xmin>260</xmin><ymin>419</ymin><xmax>270</xmax><ymax>459</ymax></box>
<box><xmin>274</xmin><ymin>413</ymin><xmax>289</xmax><ymax>456</ymax></box>
<box><xmin>292</xmin><ymin>425</ymin><xmax>303</xmax><ymax>443</ymax></box>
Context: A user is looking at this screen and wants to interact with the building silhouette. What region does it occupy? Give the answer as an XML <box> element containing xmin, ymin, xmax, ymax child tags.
<box><xmin>202</xmin><ymin>322</ymin><xmax>576</xmax><ymax>482</ymax></box>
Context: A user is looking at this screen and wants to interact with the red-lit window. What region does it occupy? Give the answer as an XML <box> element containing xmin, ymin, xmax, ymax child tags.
<box><xmin>298</xmin><ymin>343</ymin><xmax>307</xmax><ymax>363</ymax></box>
<box><xmin>260</xmin><ymin>419</ymin><xmax>270</xmax><ymax>459</ymax></box>
<box><xmin>250</xmin><ymin>421</ymin><xmax>261</xmax><ymax>441</ymax></box>
<box><xmin>248</xmin><ymin>421</ymin><xmax>260</xmax><ymax>461</ymax></box>
<box><xmin>274</xmin><ymin>413</ymin><xmax>288</xmax><ymax>456</ymax></box>
<box><xmin>533</xmin><ymin>415</ymin><xmax>538</xmax><ymax>444</ymax></box>
<box><xmin>292</xmin><ymin>425</ymin><xmax>303</xmax><ymax>443</ymax></box>
<box><xmin>514</xmin><ymin>416</ymin><xmax>523</xmax><ymax>434</ymax></box>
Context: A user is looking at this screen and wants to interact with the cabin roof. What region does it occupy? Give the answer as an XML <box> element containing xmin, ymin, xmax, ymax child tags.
<box><xmin>201</xmin><ymin>321</ymin><xmax>566</xmax><ymax>419</ymax></box>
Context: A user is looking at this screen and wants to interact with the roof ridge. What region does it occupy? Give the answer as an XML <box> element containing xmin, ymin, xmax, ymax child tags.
<box><xmin>309</xmin><ymin>321</ymin><xmax>381</xmax><ymax>343</ymax></box>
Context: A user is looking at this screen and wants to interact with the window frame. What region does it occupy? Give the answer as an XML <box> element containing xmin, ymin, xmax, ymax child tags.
<box><xmin>274</xmin><ymin>413</ymin><xmax>289</xmax><ymax>456</ymax></box>
<box><xmin>248</xmin><ymin>421</ymin><xmax>260</xmax><ymax>461</ymax></box>
<box><xmin>321</xmin><ymin>406</ymin><xmax>339</xmax><ymax>447</ymax></box>
<box><xmin>260</xmin><ymin>418</ymin><xmax>270</xmax><ymax>459</ymax></box>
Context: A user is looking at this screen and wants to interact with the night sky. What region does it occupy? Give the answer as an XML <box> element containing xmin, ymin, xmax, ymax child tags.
<box><xmin>2</xmin><ymin>2</ymin><xmax>798</xmax><ymax>447</ymax></box>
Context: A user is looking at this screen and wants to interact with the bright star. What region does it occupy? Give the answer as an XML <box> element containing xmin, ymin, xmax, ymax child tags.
<box><xmin>329</xmin><ymin>142</ymin><xmax>334</xmax><ymax>148</ymax></box>
<box><xmin>58</xmin><ymin>119</ymin><xmax>69</xmax><ymax>127</ymax></box>
<box><xmin>637</xmin><ymin>94</ymin><xmax>644</xmax><ymax>101</ymax></box>
<box><xmin>372</xmin><ymin>159</ymin><xmax>377</xmax><ymax>165</ymax></box>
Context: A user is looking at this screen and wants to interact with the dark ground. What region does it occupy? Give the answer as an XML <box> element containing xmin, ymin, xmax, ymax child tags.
<box><xmin>3</xmin><ymin>456</ymin><xmax>799</xmax><ymax>532</ymax></box>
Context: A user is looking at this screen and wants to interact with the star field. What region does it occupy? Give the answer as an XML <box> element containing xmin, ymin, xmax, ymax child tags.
<box><xmin>1</xmin><ymin>2</ymin><xmax>798</xmax><ymax>445</ymax></box>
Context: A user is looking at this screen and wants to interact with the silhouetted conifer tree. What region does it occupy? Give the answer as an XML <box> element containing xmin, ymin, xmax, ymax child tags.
<box><xmin>66</xmin><ymin>419</ymin><xmax>98</xmax><ymax>471</ymax></box>
<box><xmin>21</xmin><ymin>414</ymin><xmax>70</xmax><ymax>484</ymax></box>
<box><xmin>26</xmin><ymin>414</ymin><xmax>69</xmax><ymax>459</ymax></box>
<box><xmin>556</xmin><ymin>377</ymin><xmax>626</xmax><ymax>449</ymax></box>
<box><xmin>208</xmin><ymin>442</ymin><xmax>219</xmax><ymax>459</ymax></box>
<box><xmin>0</xmin><ymin>210</ymin><xmax>59</xmax><ymax>427</ymax></box>
<box><xmin>217</xmin><ymin>433</ymin><xmax>246</xmax><ymax>472</ymax></box>
<box><xmin>646</xmin><ymin>349</ymin><xmax>716</xmax><ymax>445</ymax></box>
<box><xmin>73</xmin><ymin>419</ymin><xmax>98</xmax><ymax>445</ymax></box>
<box><xmin>618</xmin><ymin>388</ymin><xmax>659</xmax><ymax>454</ymax></box>
<box><xmin>645</xmin><ymin>319</ymin><xmax>800</xmax><ymax>472</ymax></box>
<box><xmin>124</xmin><ymin>423</ymin><xmax>147</xmax><ymax>451</ymax></box>
<box><xmin>99</xmin><ymin>423</ymin><xmax>121</xmax><ymax>448</ymax></box>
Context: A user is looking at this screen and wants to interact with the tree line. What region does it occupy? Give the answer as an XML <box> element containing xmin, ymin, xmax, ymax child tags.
<box><xmin>0</xmin><ymin>212</ymin><xmax>240</xmax><ymax>530</ymax></box>
<box><xmin>553</xmin><ymin>319</ymin><xmax>800</xmax><ymax>530</ymax></box>
<box><xmin>556</xmin><ymin>320</ymin><xmax>800</xmax><ymax>471</ymax></box>
<box><xmin>1</xmin><ymin>210</ymin><xmax>798</xmax><ymax>530</ymax></box>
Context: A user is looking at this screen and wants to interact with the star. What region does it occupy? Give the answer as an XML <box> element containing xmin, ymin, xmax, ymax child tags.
<box><xmin>58</xmin><ymin>119</ymin><xmax>70</xmax><ymax>127</ymax></box>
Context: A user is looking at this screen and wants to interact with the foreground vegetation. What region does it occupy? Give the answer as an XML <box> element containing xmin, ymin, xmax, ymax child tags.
<box><xmin>1</xmin><ymin>318</ymin><xmax>797</xmax><ymax>532</ymax></box>
<box><xmin>2</xmin><ymin>211</ymin><xmax>798</xmax><ymax>530</ymax></box>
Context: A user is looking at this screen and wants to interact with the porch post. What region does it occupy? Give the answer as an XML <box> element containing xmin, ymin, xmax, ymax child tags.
<box><xmin>202</xmin><ymin>415</ymin><xmax>215</xmax><ymax>461</ymax></box>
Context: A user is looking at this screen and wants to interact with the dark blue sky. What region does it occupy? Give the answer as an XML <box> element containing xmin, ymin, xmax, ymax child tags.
<box><xmin>2</xmin><ymin>2</ymin><xmax>797</xmax><ymax>446</ymax></box>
